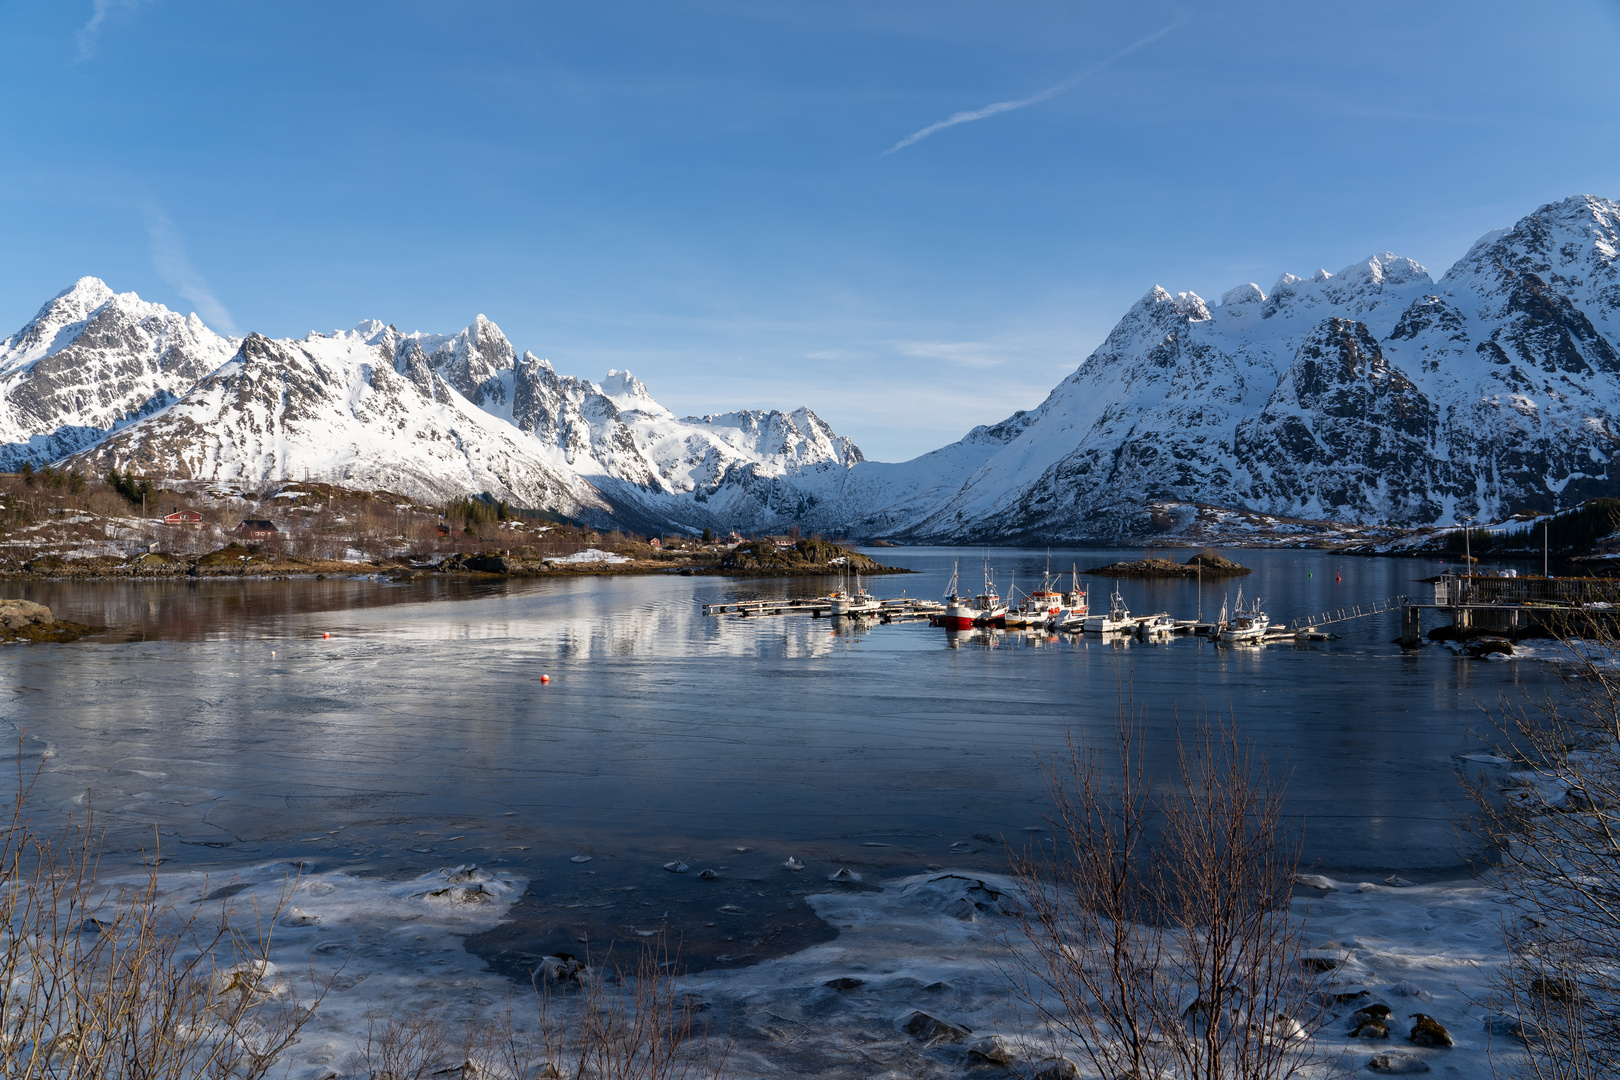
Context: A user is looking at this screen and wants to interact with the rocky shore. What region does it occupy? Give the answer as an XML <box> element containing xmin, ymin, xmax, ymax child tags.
<box><xmin>0</xmin><ymin>599</ymin><xmax>98</xmax><ymax>642</ymax></box>
<box><xmin>1084</xmin><ymin>553</ymin><xmax>1252</xmax><ymax>578</ymax></box>
<box><xmin>0</xmin><ymin>539</ymin><xmax>908</xmax><ymax>581</ymax></box>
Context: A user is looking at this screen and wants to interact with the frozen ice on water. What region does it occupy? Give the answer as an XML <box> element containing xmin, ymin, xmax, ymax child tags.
<box><xmin>827</xmin><ymin>867</ymin><xmax>862</xmax><ymax>883</ymax></box>
<box><xmin>663</xmin><ymin>861</ymin><xmax>689</xmax><ymax>874</ymax></box>
<box><xmin>280</xmin><ymin>907</ymin><xmax>319</xmax><ymax>926</ymax></box>
<box><xmin>1296</xmin><ymin>873</ymin><xmax>1337</xmax><ymax>890</ymax></box>
<box><xmin>783</xmin><ymin>856</ymin><xmax>804</xmax><ymax>871</ymax></box>
<box><xmin>569</xmin><ymin>854</ymin><xmax>592</xmax><ymax>863</ymax></box>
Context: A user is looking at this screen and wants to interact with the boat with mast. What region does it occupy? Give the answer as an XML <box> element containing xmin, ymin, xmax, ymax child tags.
<box><xmin>1214</xmin><ymin>586</ymin><xmax>1269</xmax><ymax>642</ymax></box>
<box><xmin>1083</xmin><ymin>586</ymin><xmax>1133</xmax><ymax>633</ymax></box>
<box><xmin>829</xmin><ymin>568</ymin><xmax>878</xmax><ymax>617</ymax></box>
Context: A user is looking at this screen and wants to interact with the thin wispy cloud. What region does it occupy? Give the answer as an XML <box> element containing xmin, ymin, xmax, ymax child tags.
<box><xmin>144</xmin><ymin>205</ymin><xmax>240</xmax><ymax>336</ymax></box>
<box><xmin>77</xmin><ymin>0</ymin><xmax>145</xmax><ymax>60</ymax></box>
<box><xmin>897</xmin><ymin>340</ymin><xmax>1004</xmax><ymax>369</ymax></box>
<box><xmin>885</xmin><ymin>15</ymin><xmax>1189</xmax><ymax>154</ymax></box>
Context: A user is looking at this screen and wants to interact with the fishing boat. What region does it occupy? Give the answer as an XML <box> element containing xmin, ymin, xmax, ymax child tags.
<box><xmin>970</xmin><ymin>562</ymin><xmax>1007</xmax><ymax>627</ymax></box>
<box><xmin>1136</xmin><ymin>613</ymin><xmax>1177</xmax><ymax>640</ymax></box>
<box><xmin>1083</xmin><ymin>587</ymin><xmax>1133</xmax><ymax>633</ymax></box>
<box><xmin>1215</xmin><ymin>586</ymin><xmax>1270</xmax><ymax>642</ymax></box>
<box><xmin>940</xmin><ymin>561</ymin><xmax>980</xmax><ymax>630</ymax></box>
<box><xmin>829</xmin><ymin>569</ymin><xmax>878</xmax><ymax>617</ymax></box>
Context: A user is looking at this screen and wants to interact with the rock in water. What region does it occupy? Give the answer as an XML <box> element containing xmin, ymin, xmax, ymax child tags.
<box><xmin>826</xmin><ymin>867</ymin><xmax>861</xmax><ymax>883</ymax></box>
<box><xmin>0</xmin><ymin>600</ymin><xmax>54</xmax><ymax>629</ymax></box>
<box><xmin>783</xmin><ymin>856</ymin><xmax>804</xmax><ymax>871</ymax></box>
<box><xmin>1407</xmin><ymin>1014</ymin><xmax>1453</xmax><ymax>1047</ymax></box>
<box><xmin>1368</xmin><ymin>1053</ymin><xmax>1430</xmax><ymax>1074</ymax></box>
<box><xmin>662</xmin><ymin>861</ymin><xmax>689</xmax><ymax>874</ymax></box>
<box><xmin>697</xmin><ymin>868</ymin><xmax>717</xmax><ymax>880</ymax></box>
<box><xmin>1030</xmin><ymin>1059</ymin><xmax>1082</xmax><ymax>1080</ymax></box>
<box><xmin>966</xmin><ymin>1035</ymin><xmax>1016</xmax><ymax>1067</ymax></box>
<box><xmin>1351</xmin><ymin>1018</ymin><xmax>1390</xmax><ymax>1040</ymax></box>
<box><xmin>900</xmin><ymin>1010</ymin><xmax>970</xmax><ymax>1045</ymax></box>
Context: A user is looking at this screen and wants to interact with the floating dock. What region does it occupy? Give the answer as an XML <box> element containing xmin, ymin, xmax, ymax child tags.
<box><xmin>703</xmin><ymin>596</ymin><xmax>945</xmax><ymax>621</ymax></box>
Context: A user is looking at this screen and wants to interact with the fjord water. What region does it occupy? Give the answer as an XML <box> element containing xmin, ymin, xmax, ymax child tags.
<box><xmin>0</xmin><ymin>548</ymin><xmax>1550</xmax><ymax>966</ymax></box>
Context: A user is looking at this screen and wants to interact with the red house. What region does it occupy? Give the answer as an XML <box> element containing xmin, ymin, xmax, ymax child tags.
<box><xmin>233</xmin><ymin>519</ymin><xmax>279</xmax><ymax>540</ymax></box>
<box><xmin>163</xmin><ymin>510</ymin><xmax>206</xmax><ymax>528</ymax></box>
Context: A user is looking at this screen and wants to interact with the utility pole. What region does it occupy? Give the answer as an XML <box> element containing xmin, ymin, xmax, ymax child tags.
<box><xmin>1544</xmin><ymin>521</ymin><xmax>1550</xmax><ymax>578</ymax></box>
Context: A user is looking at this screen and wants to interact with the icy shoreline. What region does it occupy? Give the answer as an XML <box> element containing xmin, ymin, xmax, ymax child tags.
<box><xmin>125</xmin><ymin>859</ymin><xmax>1523</xmax><ymax>1079</ymax></box>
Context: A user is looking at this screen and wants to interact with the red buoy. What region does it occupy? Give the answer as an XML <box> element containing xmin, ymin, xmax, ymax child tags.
<box><xmin>322</xmin><ymin>632</ymin><xmax>331</xmax><ymax>639</ymax></box>
<box><xmin>540</xmin><ymin>674</ymin><xmax>550</xmax><ymax>684</ymax></box>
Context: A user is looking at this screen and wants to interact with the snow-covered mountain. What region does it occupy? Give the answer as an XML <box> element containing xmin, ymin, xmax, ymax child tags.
<box><xmin>751</xmin><ymin>194</ymin><xmax>1620</xmax><ymax>540</ymax></box>
<box><xmin>8</xmin><ymin>193</ymin><xmax>1617</xmax><ymax>539</ymax></box>
<box><xmin>0</xmin><ymin>278</ymin><xmax>238</xmax><ymax>471</ymax></box>
<box><xmin>3</xmin><ymin>286</ymin><xmax>859</xmax><ymax>529</ymax></box>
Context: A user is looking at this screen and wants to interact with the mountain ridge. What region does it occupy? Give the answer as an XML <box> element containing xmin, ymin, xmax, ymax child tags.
<box><xmin>5</xmin><ymin>193</ymin><xmax>1617</xmax><ymax>540</ymax></box>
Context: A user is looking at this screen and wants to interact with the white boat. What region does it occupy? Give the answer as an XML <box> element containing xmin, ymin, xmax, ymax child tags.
<box><xmin>1083</xmin><ymin>588</ymin><xmax>1133</xmax><ymax>633</ymax></box>
<box><xmin>829</xmin><ymin>570</ymin><xmax>878</xmax><ymax>617</ymax></box>
<box><xmin>1136</xmin><ymin>613</ymin><xmax>1177</xmax><ymax>640</ymax></box>
<box><xmin>1215</xmin><ymin>587</ymin><xmax>1269</xmax><ymax>642</ymax></box>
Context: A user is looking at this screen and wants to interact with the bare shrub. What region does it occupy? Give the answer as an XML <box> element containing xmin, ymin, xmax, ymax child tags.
<box><xmin>1006</xmin><ymin>712</ymin><xmax>1321</xmax><ymax>1080</ymax></box>
<box><xmin>464</xmin><ymin>937</ymin><xmax>728</xmax><ymax>1080</ymax></box>
<box><xmin>0</xmin><ymin>760</ymin><xmax>326</xmax><ymax>1080</ymax></box>
<box><xmin>1468</xmin><ymin>616</ymin><xmax>1620</xmax><ymax>1079</ymax></box>
<box><xmin>362</xmin><ymin>1011</ymin><xmax>449</xmax><ymax>1080</ymax></box>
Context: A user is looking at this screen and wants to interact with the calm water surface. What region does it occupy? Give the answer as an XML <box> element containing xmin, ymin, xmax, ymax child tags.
<box><xmin>0</xmin><ymin>547</ymin><xmax>1555</xmax><ymax>968</ymax></box>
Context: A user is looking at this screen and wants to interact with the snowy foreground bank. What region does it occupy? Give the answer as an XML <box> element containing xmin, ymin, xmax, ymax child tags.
<box><xmin>113</xmin><ymin>860</ymin><xmax>1525</xmax><ymax>1080</ymax></box>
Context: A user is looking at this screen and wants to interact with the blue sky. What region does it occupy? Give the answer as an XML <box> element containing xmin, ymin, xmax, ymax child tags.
<box><xmin>3</xmin><ymin>2</ymin><xmax>1619</xmax><ymax>461</ymax></box>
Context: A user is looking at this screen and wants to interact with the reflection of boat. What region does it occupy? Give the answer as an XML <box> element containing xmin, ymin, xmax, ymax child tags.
<box><xmin>1083</xmin><ymin>587</ymin><xmax>1133</xmax><ymax>633</ymax></box>
<box><xmin>1214</xmin><ymin>587</ymin><xmax>1269</xmax><ymax>642</ymax></box>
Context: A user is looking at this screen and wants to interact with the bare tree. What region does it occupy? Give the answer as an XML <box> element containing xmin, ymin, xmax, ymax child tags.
<box><xmin>1006</xmin><ymin>712</ymin><xmax>1321</xmax><ymax>1080</ymax></box>
<box><xmin>1468</xmin><ymin>615</ymin><xmax>1620</xmax><ymax>1079</ymax></box>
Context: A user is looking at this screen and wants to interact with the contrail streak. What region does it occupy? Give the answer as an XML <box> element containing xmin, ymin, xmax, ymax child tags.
<box><xmin>884</xmin><ymin>16</ymin><xmax>1188</xmax><ymax>154</ymax></box>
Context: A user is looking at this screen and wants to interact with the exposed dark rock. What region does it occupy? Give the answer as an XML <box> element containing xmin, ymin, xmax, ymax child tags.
<box><xmin>900</xmin><ymin>1010</ymin><xmax>970</xmax><ymax>1045</ymax></box>
<box><xmin>1407</xmin><ymin>1013</ymin><xmax>1453</xmax><ymax>1047</ymax></box>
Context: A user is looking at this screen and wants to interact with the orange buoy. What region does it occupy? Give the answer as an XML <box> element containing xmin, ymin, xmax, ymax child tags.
<box><xmin>540</xmin><ymin>674</ymin><xmax>550</xmax><ymax>684</ymax></box>
<box><xmin>322</xmin><ymin>632</ymin><xmax>331</xmax><ymax>639</ymax></box>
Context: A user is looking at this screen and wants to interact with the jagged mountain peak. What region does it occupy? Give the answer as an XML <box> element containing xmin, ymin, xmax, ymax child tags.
<box><xmin>1219</xmin><ymin>282</ymin><xmax>1266</xmax><ymax>308</ymax></box>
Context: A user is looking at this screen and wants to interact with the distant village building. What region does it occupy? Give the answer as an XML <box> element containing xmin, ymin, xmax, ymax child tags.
<box><xmin>649</xmin><ymin>537</ymin><xmax>662</xmax><ymax>549</ymax></box>
<box><xmin>163</xmin><ymin>509</ymin><xmax>205</xmax><ymax>528</ymax></box>
<box><xmin>766</xmin><ymin>535</ymin><xmax>796</xmax><ymax>549</ymax></box>
<box><xmin>233</xmin><ymin>519</ymin><xmax>279</xmax><ymax>540</ymax></box>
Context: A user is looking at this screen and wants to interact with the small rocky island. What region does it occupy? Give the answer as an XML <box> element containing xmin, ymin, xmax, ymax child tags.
<box><xmin>718</xmin><ymin>538</ymin><xmax>911</xmax><ymax>577</ymax></box>
<box><xmin>1084</xmin><ymin>552</ymin><xmax>1252</xmax><ymax>578</ymax></box>
<box><xmin>0</xmin><ymin>600</ymin><xmax>97</xmax><ymax>643</ymax></box>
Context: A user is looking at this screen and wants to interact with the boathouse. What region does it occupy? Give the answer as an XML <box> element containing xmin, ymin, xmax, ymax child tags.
<box><xmin>1400</xmin><ymin>571</ymin><xmax>1620</xmax><ymax>643</ymax></box>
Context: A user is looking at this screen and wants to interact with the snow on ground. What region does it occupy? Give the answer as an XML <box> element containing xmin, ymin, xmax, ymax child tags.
<box><xmin>114</xmin><ymin>861</ymin><xmax>1525</xmax><ymax>1079</ymax></box>
<box><xmin>547</xmin><ymin>547</ymin><xmax>629</xmax><ymax>564</ymax></box>
<box><xmin>95</xmin><ymin>859</ymin><xmax>528</xmax><ymax>1080</ymax></box>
